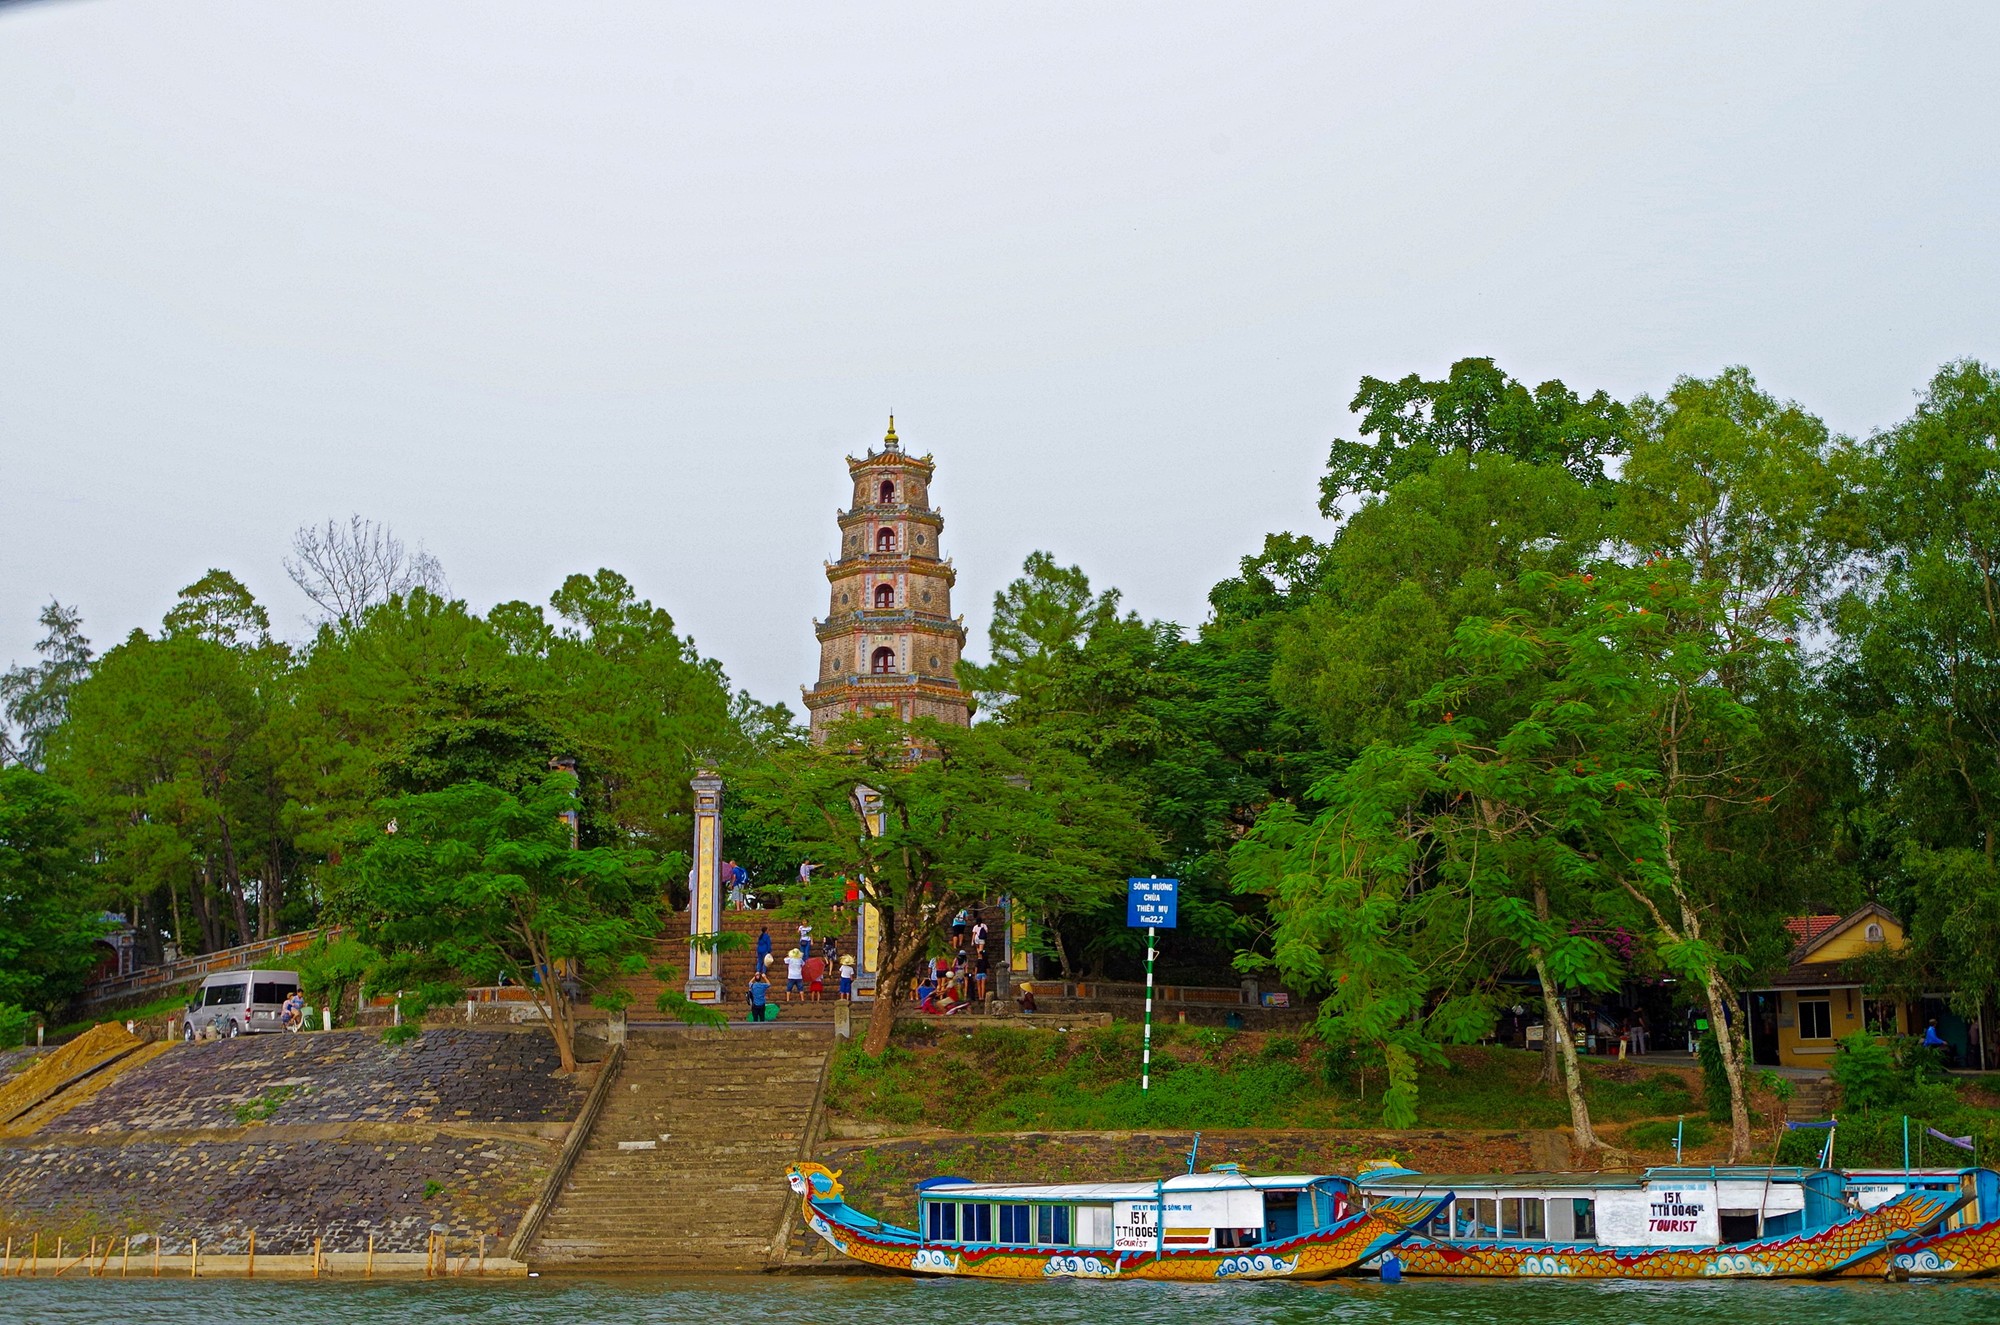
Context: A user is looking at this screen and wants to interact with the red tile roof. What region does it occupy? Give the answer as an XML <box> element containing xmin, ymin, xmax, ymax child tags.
<box><xmin>1784</xmin><ymin>914</ymin><xmax>1844</xmax><ymax>945</ymax></box>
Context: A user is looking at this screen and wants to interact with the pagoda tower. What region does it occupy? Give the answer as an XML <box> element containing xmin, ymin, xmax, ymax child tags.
<box><xmin>804</xmin><ymin>417</ymin><xmax>972</xmax><ymax>742</ymax></box>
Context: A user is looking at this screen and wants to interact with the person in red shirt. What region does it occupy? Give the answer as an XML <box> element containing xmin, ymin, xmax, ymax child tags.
<box><xmin>802</xmin><ymin>951</ymin><xmax>827</xmax><ymax>1002</ymax></box>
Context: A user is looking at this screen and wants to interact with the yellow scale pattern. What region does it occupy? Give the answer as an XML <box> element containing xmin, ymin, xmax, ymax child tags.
<box><xmin>1842</xmin><ymin>1216</ymin><xmax>2000</xmax><ymax>1279</ymax></box>
<box><xmin>785</xmin><ymin>1163</ymin><xmax>1439</xmax><ymax>1281</ymax></box>
<box><xmin>1389</xmin><ymin>1193</ymin><xmax>1960</xmax><ymax>1279</ymax></box>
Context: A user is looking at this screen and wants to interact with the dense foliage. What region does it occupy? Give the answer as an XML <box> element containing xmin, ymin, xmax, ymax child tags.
<box><xmin>6</xmin><ymin>355</ymin><xmax>1999</xmax><ymax>1131</ymax></box>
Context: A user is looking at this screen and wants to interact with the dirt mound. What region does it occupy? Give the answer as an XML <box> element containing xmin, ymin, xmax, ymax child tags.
<box><xmin>0</xmin><ymin>1022</ymin><xmax>147</xmax><ymax>1129</ymax></box>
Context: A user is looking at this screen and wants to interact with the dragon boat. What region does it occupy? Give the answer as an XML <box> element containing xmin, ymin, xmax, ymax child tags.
<box><xmin>1353</xmin><ymin>1163</ymin><xmax>1965</xmax><ymax>1279</ymax></box>
<box><xmin>784</xmin><ymin>1161</ymin><xmax>1447</xmax><ymax>1280</ymax></box>
<box><xmin>1835</xmin><ymin>1168</ymin><xmax>2000</xmax><ymax>1278</ymax></box>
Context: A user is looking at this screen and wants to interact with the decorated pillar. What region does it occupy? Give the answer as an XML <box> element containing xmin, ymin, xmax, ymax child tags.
<box><xmin>686</xmin><ymin>770</ymin><xmax>724</xmax><ymax>1004</ymax></box>
<box><xmin>852</xmin><ymin>783</ymin><xmax>883</xmax><ymax>999</ymax></box>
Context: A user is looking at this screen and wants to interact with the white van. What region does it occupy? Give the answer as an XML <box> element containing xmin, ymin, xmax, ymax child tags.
<box><xmin>183</xmin><ymin>969</ymin><xmax>302</xmax><ymax>1040</ymax></box>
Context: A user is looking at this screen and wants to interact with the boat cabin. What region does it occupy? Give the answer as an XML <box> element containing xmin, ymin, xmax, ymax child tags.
<box><xmin>1358</xmin><ymin>1166</ymin><xmax>1858</xmax><ymax>1247</ymax></box>
<box><xmin>914</xmin><ymin>1167</ymin><xmax>1359</xmax><ymax>1253</ymax></box>
<box><xmin>1845</xmin><ymin>1168</ymin><xmax>1998</xmax><ymax>1232</ymax></box>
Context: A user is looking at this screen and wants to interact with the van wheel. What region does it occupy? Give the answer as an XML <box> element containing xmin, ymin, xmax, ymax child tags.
<box><xmin>227</xmin><ymin>1019</ymin><xmax>241</xmax><ymax>1038</ymax></box>
<box><xmin>183</xmin><ymin>1022</ymin><xmax>195</xmax><ymax>1043</ymax></box>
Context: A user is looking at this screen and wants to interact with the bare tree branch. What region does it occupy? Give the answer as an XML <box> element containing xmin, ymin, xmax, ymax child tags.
<box><xmin>284</xmin><ymin>515</ymin><xmax>450</xmax><ymax>629</ymax></box>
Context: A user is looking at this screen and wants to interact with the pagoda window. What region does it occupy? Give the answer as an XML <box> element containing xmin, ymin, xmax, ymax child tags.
<box><xmin>879</xmin><ymin>479</ymin><xmax>896</xmax><ymax>504</ymax></box>
<box><xmin>871</xmin><ymin>646</ymin><xmax>897</xmax><ymax>674</ymax></box>
<box><xmin>876</xmin><ymin>528</ymin><xmax>897</xmax><ymax>553</ymax></box>
<box><xmin>874</xmin><ymin>584</ymin><xmax>895</xmax><ymax>608</ymax></box>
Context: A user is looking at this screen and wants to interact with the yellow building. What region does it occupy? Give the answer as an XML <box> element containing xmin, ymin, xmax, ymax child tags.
<box><xmin>1745</xmin><ymin>903</ymin><xmax>1905</xmax><ymax>1069</ymax></box>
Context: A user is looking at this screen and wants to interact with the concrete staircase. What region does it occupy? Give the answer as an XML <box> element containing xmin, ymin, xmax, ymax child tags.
<box><xmin>526</xmin><ymin>1026</ymin><xmax>832</xmax><ymax>1271</ymax></box>
<box><xmin>1787</xmin><ymin>1075</ymin><xmax>1836</xmax><ymax>1122</ymax></box>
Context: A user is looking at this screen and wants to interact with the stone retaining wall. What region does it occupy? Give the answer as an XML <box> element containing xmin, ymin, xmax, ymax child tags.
<box><xmin>0</xmin><ymin>1028</ymin><xmax>590</xmax><ymax>1257</ymax></box>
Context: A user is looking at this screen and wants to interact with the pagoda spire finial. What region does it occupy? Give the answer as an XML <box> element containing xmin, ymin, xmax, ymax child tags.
<box><xmin>884</xmin><ymin>414</ymin><xmax>899</xmax><ymax>450</ymax></box>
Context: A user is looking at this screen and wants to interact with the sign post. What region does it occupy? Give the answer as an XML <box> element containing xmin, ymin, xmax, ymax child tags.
<box><xmin>1127</xmin><ymin>878</ymin><xmax>1178</xmax><ymax>1091</ymax></box>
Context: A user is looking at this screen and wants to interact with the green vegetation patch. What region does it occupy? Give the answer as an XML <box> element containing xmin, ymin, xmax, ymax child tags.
<box><xmin>827</xmin><ymin>1024</ymin><xmax>1699</xmax><ymax>1133</ymax></box>
<box><xmin>230</xmin><ymin>1084</ymin><xmax>301</xmax><ymax>1125</ymax></box>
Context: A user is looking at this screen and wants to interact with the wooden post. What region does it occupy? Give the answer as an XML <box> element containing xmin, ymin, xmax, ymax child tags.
<box><xmin>3</xmin><ymin>1235</ymin><xmax>10</xmax><ymax>1276</ymax></box>
<box><xmin>54</xmin><ymin>1237</ymin><xmax>62</xmax><ymax>1270</ymax></box>
<box><xmin>122</xmin><ymin>1235</ymin><xmax>131</xmax><ymax>1277</ymax></box>
<box><xmin>190</xmin><ymin>1236</ymin><xmax>197</xmax><ymax>1279</ymax></box>
<box><xmin>29</xmin><ymin>1232</ymin><xmax>39</xmax><ymax>1276</ymax></box>
<box><xmin>478</xmin><ymin>1232</ymin><xmax>487</xmax><ymax>1275</ymax></box>
<box><xmin>85</xmin><ymin>1236</ymin><xmax>96</xmax><ymax>1275</ymax></box>
<box><xmin>95</xmin><ymin>1236</ymin><xmax>111</xmax><ymax>1276</ymax></box>
<box><xmin>313</xmin><ymin>1235</ymin><xmax>321</xmax><ymax>1278</ymax></box>
<box><xmin>153</xmin><ymin>1236</ymin><xmax>160</xmax><ymax>1277</ymax></box>
<box><xmin>246</xmin><ymin>1228</ymin><xmax>255</xmax><ymax>1278</ymax></box>
<box><xmin>366</xmin><ymin>1231</ymin><xmax>374</xmax><ymax>1278</ymax></box>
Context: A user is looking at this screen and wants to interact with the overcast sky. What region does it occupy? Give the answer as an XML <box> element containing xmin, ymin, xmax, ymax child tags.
<box><xmin>2</xmin><ymin>2</ymin><xmax>1995</xmax><ymax>711</ymax></box>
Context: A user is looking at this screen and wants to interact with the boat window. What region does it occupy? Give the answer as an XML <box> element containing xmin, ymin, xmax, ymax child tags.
<box><xmin>925</xmin><ymin>1202</ymin><xmax>956</xmax><ymax>1241</ymax></box>
<box><xmin>1454</xmin><ymin>1198</ymin><xmax>1499</xmax><ymax>1239</ymax></box>
<box><xmin>1501</xmin><ymin>1197</ymin><xmax>1544</xmax><ymax>1239</ymax></box>
<box><xmin>1073</xmin><ymin>1204</ymin><xmax>1113</xmax><ymax>1249</ymax></box>
<box><xmin>1572</xmin><ymin>1199</ymin><xmax>1596</xmax><ymax>1242</ymax></box>
<box><xmin>1036</xmin><ymin>1205</ymin><xmax>1071</xmax><ymax>1245</ymax></box>
<box><xmin>960</xmin><ymin>1203</ymin><xmax>992</xmax><ymax>1243</ymax></box>
<box><xmin>999</xmin><ymin>1204</ymin><xmax>1031</xmax><ymax>1245</ymax></box>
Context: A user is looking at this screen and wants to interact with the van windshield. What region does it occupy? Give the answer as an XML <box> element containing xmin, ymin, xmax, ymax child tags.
<box><xmin>202</xmin><ymin>983</ymin><xmax>247</xmax><ymax>1007</ymax></box>
<box><xmin>252</xmin><ymin>982</ymin><xmax>298</xmax><ymax>1005</ymax></box>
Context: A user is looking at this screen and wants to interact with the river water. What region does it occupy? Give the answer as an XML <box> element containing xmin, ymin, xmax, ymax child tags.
<box><xmin>3</xmin><ymin>1275</ymin><xmax>1999</xmax><ymax>1324</ymax></box>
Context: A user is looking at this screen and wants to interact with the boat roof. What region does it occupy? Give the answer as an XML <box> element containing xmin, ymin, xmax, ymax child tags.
<box><xmin>1360</xmin><ymin>1165</ymin><xmax>1837</xmax><ymax>1191</ymax></box>
<box><xmin>916</xmin><ymin>1172</ymin><xmax>1336</xmax><ymax>1201</ymax></box>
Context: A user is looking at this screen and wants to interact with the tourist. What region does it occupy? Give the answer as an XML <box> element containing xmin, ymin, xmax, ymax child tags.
<box><xmin>803</xmin><ymin>950</ymin><xmax>826</xmax><ymax>1002</ymax></box>
<box><xmin>756</xmin><ymin>926</ymin><xmax>772</xmax><ymax>976</ymax></box>
<box><xmin>798</xmin><ymin>920</ymin><xmax>814</xmax><ymax>960</ymax></box>
<box><xmin>1630</xmin><ymin>1011</ymin><xmax>1649</xmax><ymax>1057</ymax></box>
<box><xmin>974</xmin><ymin>949</ymin><xmax>990</xmax><ymax>1002</ymax></box>
<box><xmin>845</xmin><ymin>877</ymin><xmax>861</xmax><ymax>915</ymax></box>
<box><xmin>785</xmin><ymin>947</ymin><xmax>805</xmax><ymax>1001</ymax></box>
<box><xmin>839</xmin><ymin>954</ymin><xmax>855</xmax><ymax>1001</ymax></box>
<box><xmin>748</xmin><ymin>970</ymin><xmax>770</xmax><ymax>1023</ymax></box>
<box><xmin>952</xmin><ymin>907</ymin><xmax>969</xmax><ymax>942</ymax></box>
<box><xmin>281</xmin><ymin>990</ymin><xmax>306</xmax><ymax>1032</ymax></box>
<box><xmin>726</xmin><ymin>860</ymin><xmax>746</xmax><ymax>910</ymax></box>
<box><xmin>971</xmin><ymin>914</ymin><xmax>989</xmax><ymax>955</ymax></box>
<box><xmin>1016</xmin><ymin>983</ymin><xmax>1037</xmax><ymax>1015</ymax></box>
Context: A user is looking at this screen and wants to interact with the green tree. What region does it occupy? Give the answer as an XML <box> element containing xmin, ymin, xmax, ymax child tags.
<box><xmin>737</xmin><ymin>715</ymin><xmax>1154</xmax><ymax>1054</ymax></box>
<box><xmin>0</xmin><ymin>766</ymin><xmax>108</xmax><ymax>1019</ymax></box>
<box><xmin>1321</xmin><ymin>357</ymin><xmax>1627</xmax><ymax>505</ymax></box>
<box><xmin>1833</xmin><ymin>361</ymin><xmax>2000</xmax><ymax>1017</ymax></box>
<box><xmin>1</xmin><ymin>601</ymin><xmax>95</xmax><ymax>770</ymax></box>
<box><xmin>957</xmin><ymin>551</ymin><xmax>1124</xmax><ymax>714</ymax></box>
<box><xmin>338</xmin><ymin>769</ymin><xmax>673</xmax><ymax>1072</ymax></box>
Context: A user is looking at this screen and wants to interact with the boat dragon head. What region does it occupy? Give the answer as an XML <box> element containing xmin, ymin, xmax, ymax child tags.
<box><xmin>787</xmin><ymin>1161</ymin><xmax>846</xmax><ymax>1200</ymax></box>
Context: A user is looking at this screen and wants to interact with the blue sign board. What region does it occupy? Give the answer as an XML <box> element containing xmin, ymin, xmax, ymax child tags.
<box><xmin>1127</xmin><ymin>877</ymin><xmax>1179</xmax><ymax>929</ymax></box>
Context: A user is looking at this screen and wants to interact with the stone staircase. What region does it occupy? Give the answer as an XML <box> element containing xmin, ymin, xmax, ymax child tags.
<box><xmin>1786</xmin><ymin>1075</ymin><xmax>1836</xmax><ymax>1122</ymax></box>
<box><xmin>526</xmin><ymin>1026</ymin><xmax>832</xmax><ymax>1271</ymax></box>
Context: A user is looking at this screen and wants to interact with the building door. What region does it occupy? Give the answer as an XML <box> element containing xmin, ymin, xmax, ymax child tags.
<box><xmin>1749</xmin><ymin>992</ymin><xmax>1782</xmax><ymax>1067</ymax></box>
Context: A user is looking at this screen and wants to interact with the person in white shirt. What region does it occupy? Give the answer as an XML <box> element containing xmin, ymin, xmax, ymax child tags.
<box><xmin>785</xmin><ymin>948</ymin><xmax>805</xmax><ymax>1001</ymax></box>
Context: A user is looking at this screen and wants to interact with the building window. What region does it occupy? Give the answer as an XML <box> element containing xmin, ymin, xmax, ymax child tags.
<box><xmin>1797</xmin><ymin>992</ymin><xmax>1833</xmax><ymax>1040</ymax></box>
<box><xmin>871</xmin><ymin>647</ymin><xmax>896</xmax><ymax>674</ymax></box>
<box><xmin>1865</xmin><ymin>922</ymin><xmax>1885</xmax><ymax>943</ymax></box>
<box><xmin>880</xmin><ymin>479</ymin><xmax>895</xmax><ymax>504</ymax></box>
<box><xmin>876</xmin><ymin>528</ymin><xmax>897</xmax><ymax>553</ymax></box>
<box><xmin>874</xmin><ymin>584</ymin><xmax>894</xmax><ymax>608</ymax></box>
